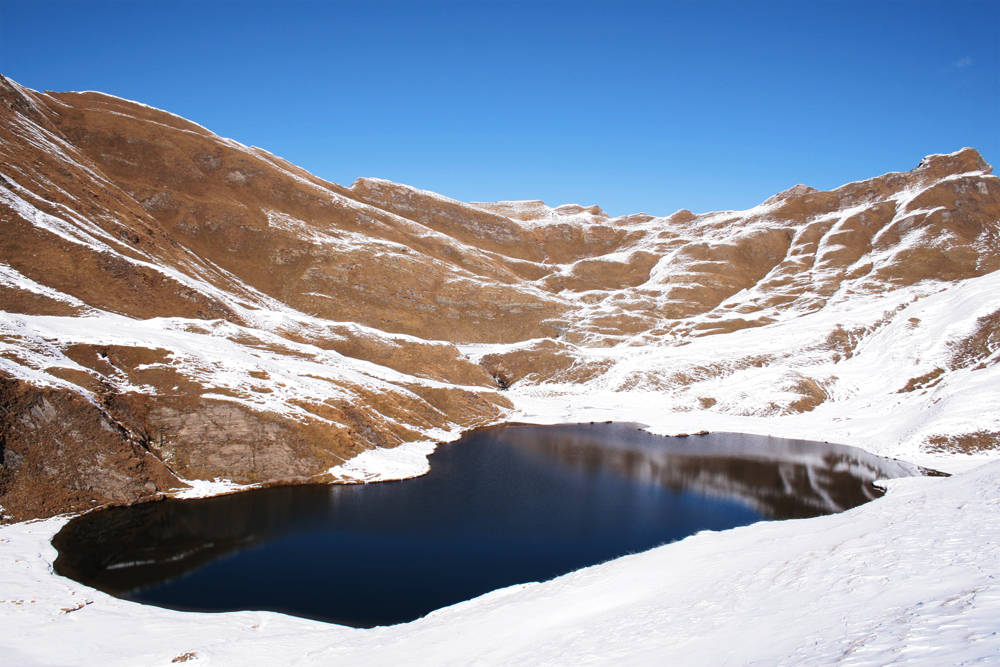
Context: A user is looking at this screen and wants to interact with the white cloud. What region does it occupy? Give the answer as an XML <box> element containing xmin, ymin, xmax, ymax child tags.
<box><xmin>955</xmin><ymin>57</ymin><xmax>974</xmax><ymax>68</ymax></box>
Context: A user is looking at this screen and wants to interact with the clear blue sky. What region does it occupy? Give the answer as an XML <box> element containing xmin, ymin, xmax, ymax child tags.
<box><xmin>1</xmin><ymin>0</ymin><xmax>997</xmax><ymax>217</ymax></box>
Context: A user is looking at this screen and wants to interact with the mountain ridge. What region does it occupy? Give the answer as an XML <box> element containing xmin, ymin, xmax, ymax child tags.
<box><xmin>1</xmin><ymin>74</ymin><xmax>997</xmax><ymax>521</ymax></box>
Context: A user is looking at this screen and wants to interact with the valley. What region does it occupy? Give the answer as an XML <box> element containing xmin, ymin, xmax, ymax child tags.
<box><xmin>0</xmin><ymin>74</ymin><xmax>998</xmax><ymax>666</ymax></box>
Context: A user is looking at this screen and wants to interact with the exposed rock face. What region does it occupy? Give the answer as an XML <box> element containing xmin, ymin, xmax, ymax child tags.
<box><xmin>1</xmin><ymin>73</ymin><xmax>998</xmax><ymax>521</ymax></box>
<box><xmin>0</xmin><ymin>373</ymin><xmax>182</xmax><ymax>518</ymax></box>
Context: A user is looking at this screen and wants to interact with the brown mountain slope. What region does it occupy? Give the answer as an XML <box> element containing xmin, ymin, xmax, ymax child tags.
<box><xmin>8</xmin><ymin>76</ymin><xmax>997</xmax><ymax>348</ymax></box>
<box><xmin>0</xmin><ymin>76</ymin><xmax>515</xmax><ymax>520</ymax></box>
<box><xmin>1</xmin><ymin>74</ymin><xmax>998</xmax><ymax>521</ymax></box>
<box><xmin>40</xmin><ymin>88</ymin><xmax>567</xmax><ymax>343</ymax></box>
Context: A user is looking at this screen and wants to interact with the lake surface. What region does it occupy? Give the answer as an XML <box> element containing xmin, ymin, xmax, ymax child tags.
<box><xmin>53</xmin><ymin>423</ymin><xmax>927</xmax><ymax>627</ymax></box>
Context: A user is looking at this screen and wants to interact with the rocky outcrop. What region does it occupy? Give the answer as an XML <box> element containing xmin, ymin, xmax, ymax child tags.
<box><xmin>0</xmin><ymin>374</ymin><xmax>183</xmax><ymax>519</ymax></box>
<box><xmin>479</xmin><ymin>340</ymin><xmax>613</xmax><ymax>388</ymax></box>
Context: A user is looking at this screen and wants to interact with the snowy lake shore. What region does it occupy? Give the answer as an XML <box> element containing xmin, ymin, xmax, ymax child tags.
<box><xmin>3</xmin><ymin>394</ymin><xmax>999</xmax><ymax>666</ymax></box>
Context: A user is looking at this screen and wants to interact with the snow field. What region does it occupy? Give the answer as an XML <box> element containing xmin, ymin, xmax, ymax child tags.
<box><xmin>1</xmin><ymin>459</ymin><xmax>997</xmax><ymax>666</ymax></box>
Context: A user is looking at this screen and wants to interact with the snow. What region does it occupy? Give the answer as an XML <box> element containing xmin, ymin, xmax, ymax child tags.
<box><xmin>1</xmin><ymin>356</ymin><xmax>998</xmax><ymax>657</ymax></box>
<box><xmin>7</xmin><ymin>238</ymin><xmax>995</xmax><ymax>662</ymax></box>
<box><xmin>3</xmin><ymin>265</ymin><xmax>999</xmax><ymax>665</ymax></box>
<box><xmin>0</xmin><ymin>174</ymin><xmax>127</xmax><ymax>255</ymax></box>
<box><xmin>467</xmin><ymin>199</ymin><xmax>610</xmax><ymax>227</ymax></box>
<box><xmin>171</xmin><ymin>477</ymin><xmax>253</xmax><ymax>500</ymax></box>
<box><xmin>328</xmin><ymin>437</ymin><xmax>441</xmax><ymax>482</ymax></box>
<box><xmin>1</xmin><ymin>437</ymin><xmax>998</xmax><ymax>666</ymax></box>
<box><xmin>0</xmin><ymin>310</ymin><xmax>496</xmax><ymax>437</ymax></box>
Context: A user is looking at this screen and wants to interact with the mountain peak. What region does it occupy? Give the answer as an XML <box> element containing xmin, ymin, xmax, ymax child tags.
<box><xmin>765</xmin><ymin>184</ymin><xmax>819</xmax><ymax>205</ymax></box>
<box><xmin>913</xmin><ymin>147</ymin><xmax>992</xmax><ymax>177</ymax></box>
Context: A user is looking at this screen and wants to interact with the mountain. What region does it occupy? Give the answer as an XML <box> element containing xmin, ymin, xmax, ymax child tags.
<box><xmin>1</xmin><ymin>74</ymin><xmax>998</xmax><ymax>521</ymax></box>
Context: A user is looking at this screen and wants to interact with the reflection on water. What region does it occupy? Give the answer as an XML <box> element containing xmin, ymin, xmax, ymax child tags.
<box><xmin>505</xmin><ymin>426</ymin><xmax>925</xmax><ymax>518</ymax></box>
<box><xmin>53</xmin><ymin>423</ymin><xmax>931</xmax><ymax>627</ymax></box>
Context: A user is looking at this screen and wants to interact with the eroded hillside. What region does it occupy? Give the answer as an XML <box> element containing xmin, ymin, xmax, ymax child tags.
<box><xmin>1</xmin><ymin>74</ymin><xmax>998</xmax><ymax>521</ymax></box>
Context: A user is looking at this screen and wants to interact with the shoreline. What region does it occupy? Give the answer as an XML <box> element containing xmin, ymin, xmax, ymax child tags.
<box><xmin>1</xmin><ymin>397</ymin><xmax>997</xmax><ymax>665</ymax></box>
<box><xmin>2</xmin><ymin>456</ymin><xmax>996</xmax><ymax>666</ymax></box>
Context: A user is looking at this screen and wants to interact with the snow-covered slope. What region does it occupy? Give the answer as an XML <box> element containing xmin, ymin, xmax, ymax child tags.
<box><xmin>3</xmin><ymin>74</ymin><xmax>997</xmax><ymax>522</ymax></box>
<box><xmin>2</xmin><ymin>442</ymin><xmax>997</xmax><ymax>666</ymax></box>
<box><xmin>1</xmin><ymin>73</ymin><xmax>999</xmax><ymax>664</ymax></box>
<box><xmin>495</xmin><ymin>267</ymin><xmax>1000</xmax><ymax>471</ymax></box>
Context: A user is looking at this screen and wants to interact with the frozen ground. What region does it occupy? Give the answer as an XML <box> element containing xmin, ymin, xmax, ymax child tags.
<box><xmin>1</xmin><ymin>395</ymin><xmax>998</xmax><ymax>667</ymax></box>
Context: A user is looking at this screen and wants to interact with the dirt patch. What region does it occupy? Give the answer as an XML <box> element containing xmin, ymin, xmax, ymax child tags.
<box><xmin>950</xmin><ymin>309</ymin><xmax>1000</xmax><ymax>370</ymax></box>
<box><xmin>479</xmin><ymin>340</ymin><xmax>584</xmax><ymax>387</ymax></box>
<box><xmin>785</xmin><ymin>376</ymin><xmax>829</xmax><ymax>413</ymax></box>
<box><xmin>898</xmin><ymin>367</ymin><xmax>946</xmax><ymax>393</ymax></box>
<box><xmin>924</xmin><ymin>431</ymin><xmax>999</xmax><ymax>455</ymax></box>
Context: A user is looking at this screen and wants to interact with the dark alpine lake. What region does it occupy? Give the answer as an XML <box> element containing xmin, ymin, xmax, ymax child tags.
<box><xmin>52</xmin><ymin>423</ymin><xmax>930</xmax><ymax>627</ymax></box>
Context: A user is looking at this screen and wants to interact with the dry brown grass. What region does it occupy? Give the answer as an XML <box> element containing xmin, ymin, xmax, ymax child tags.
<box><xmin>924</xmin><ymin>431</ymin><xmax>999</xmax><ymax>454</ymax></box>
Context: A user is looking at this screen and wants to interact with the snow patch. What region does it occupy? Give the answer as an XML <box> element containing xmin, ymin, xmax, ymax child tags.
<box><xmin>171</xmin><ymin>478</ymin><xmax>253</xmax><ymax>500</ymax></box>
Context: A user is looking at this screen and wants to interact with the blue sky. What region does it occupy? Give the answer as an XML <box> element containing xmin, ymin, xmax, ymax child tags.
<box><xmin>1</xmin><ymin>0</ymin><xmax>997</xmax><ymax>217</ymax></box>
